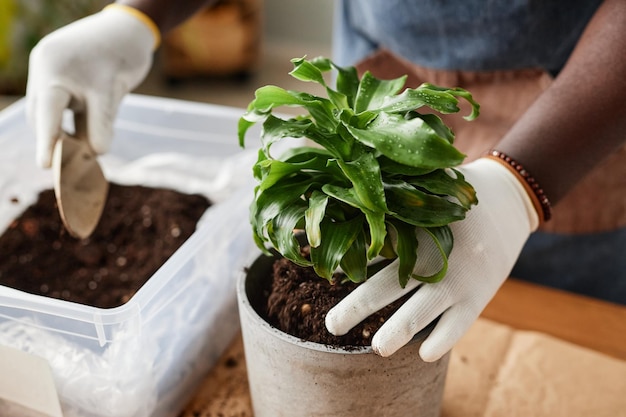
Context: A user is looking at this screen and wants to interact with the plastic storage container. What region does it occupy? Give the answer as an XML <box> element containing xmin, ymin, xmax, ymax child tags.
<box><xmin>0</xmin><ymin>94</ymin><xmax>265</xmax><ymax>417</ymax></box>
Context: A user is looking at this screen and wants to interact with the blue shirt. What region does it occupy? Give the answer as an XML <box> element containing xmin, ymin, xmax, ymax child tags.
<box><xmin>334</xmin><ymin>0</ymin><xmax>603</xmax><ymax>74</ymax></box>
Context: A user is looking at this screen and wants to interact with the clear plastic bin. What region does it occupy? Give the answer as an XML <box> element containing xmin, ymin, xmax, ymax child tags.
<box><xmin>0</xmin><ymin>94</ymin><xmax>265</xmax><ymax>417</ymax></box>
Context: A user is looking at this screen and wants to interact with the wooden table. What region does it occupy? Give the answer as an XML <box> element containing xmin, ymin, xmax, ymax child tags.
<box><xmin>481</xmin><ymin>278</ymin><xmax>626</xmax><ymax>360</ymax></box>
<box><xmin>181</xmin><ymin>278</ymin><xmax>626</xmax><ymax>416</ymax></box>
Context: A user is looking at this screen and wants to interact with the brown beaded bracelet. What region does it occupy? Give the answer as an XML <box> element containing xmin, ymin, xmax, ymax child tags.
<box><xmin>486</xmin><ymin>149</ymin><xmax>552</xmax><ymax>223</ymax></box>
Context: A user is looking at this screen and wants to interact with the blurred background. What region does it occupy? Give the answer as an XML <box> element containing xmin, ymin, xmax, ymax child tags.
<box><xmin>0</xmin><ymin>0</ymin><xmax>334</xmax><ymax>111</ymax></box>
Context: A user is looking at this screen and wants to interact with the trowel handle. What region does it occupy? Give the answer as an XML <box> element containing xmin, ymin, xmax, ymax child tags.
<box><xmin>72</xmin><ymin>112</ymin><xmax>89</xmax><ymax>143</ymax></box>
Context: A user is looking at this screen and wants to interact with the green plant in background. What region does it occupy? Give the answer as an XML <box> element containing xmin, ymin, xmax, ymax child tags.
<box><xmin>238</xmin><ymin>56</ymin><xmax>480</xmax><ymax>287</ymax></box>
<box><xmin>0</xmin><ymin>0</ymin><xmax>107</xmax><ymax>94</ymax></box>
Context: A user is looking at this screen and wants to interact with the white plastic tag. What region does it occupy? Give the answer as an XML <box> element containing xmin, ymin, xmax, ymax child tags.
<box><xmin>0</xmin><ymin>345</ymin><xmax>63</xmax><ymax>417</ymax></box>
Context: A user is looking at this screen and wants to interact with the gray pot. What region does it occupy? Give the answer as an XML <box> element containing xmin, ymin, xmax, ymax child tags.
<box><xmin>236</xmin><ymin>253</ymin><xmax>450</xmax><ymax>417</ymax></box>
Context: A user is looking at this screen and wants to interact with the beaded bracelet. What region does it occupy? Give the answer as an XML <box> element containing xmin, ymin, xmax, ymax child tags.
<box><xmin>486</xmin><ymin>149</ymin><xmax>552</xmax><ymax>223</ymax></box>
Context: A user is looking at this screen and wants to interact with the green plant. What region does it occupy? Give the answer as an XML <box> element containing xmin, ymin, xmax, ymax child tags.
<box><xmin>238</xmin><ymin>56</ymin><xmax>480</xmax><ymax>287</ymax></box>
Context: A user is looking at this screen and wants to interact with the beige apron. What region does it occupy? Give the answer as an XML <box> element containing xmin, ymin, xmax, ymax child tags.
<box><xmin>356</xmin><ymin>49</ymin><xmax>626</xmax><ymax>235</ymax></box>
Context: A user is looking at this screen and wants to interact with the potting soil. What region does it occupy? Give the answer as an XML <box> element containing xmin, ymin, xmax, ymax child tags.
<box><xmin>266</xmin><ymin>253</ymin><xmax>413</xmax><ymax>347</ymax></box>
<box><xmin>0</xmin><ymin>183</ymin><xmax>210</xmax><ymax>308</ymax></box>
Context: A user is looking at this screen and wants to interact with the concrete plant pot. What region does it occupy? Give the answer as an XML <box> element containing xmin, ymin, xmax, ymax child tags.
<box><xmin>236</xmin><ymin>253</ymin><xmax>450</xmax><ymax>417</ymax></box>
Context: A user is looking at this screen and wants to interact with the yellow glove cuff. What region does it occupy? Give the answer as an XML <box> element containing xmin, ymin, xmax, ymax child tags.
<box><xmin>103</xmin><ymin>3</ymin><xmax>161</xmax><ymax>49</ymax></box>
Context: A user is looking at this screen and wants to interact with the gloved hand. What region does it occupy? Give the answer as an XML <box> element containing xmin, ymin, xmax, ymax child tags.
<box><xmin>26</xmin><ymin>4</ymin><xmax>160</xmax><ymax>168</ymax></box>
<box><xmin>325</xmin><ymin>157</ymin><xmax>540</xmax><ymax>362</ymax></box>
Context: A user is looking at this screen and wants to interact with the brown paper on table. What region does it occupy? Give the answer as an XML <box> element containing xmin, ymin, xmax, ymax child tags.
<box><xmin>443</xmin><ymin>319</ymin><xmax>626</xmax><ymax>417</ymax></box>
<box><xmin>182</xmin><ymin>318</ymin><xmax>626</xmax><ymax>417</ymax></box>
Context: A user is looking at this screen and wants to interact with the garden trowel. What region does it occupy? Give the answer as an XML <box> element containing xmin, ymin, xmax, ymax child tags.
<box><xmin>52</xmin><ymin>126</ymin><xmax>109</xmax><ymax>240</ymax></box>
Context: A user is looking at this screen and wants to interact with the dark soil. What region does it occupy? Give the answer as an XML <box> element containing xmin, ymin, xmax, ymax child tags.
<box><xmin>264</xmin><ymin>250</ymin><xmax>413</xmax><ymax>347</ymax></box>
<box><xmin>0</xmin><ymin>183</ymin><xmax>210</xmax><ymax>308</ymax></box>
<box><xmin>2</xmin><ymin>182</ymin><xmax>404</xmax><ymax>345</ymax></box>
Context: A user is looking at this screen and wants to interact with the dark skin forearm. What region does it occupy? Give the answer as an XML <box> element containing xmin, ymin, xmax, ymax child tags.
<box><xmin>116</xmin><ymin>0</ymin><xmax>218</xmax><ymax>34</ymax></box>
<box><xmin>496</xmin><ymin>0</ymin><xmax>626</xmax><ymax>205</ymax></box>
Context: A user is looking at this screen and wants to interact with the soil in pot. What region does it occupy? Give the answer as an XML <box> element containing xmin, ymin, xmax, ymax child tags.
<box><xmin>241</xmin><ymin>252</ymin><xmax>449</xmax><ymax>417</ymax></box>
<box><xmin>262</xmin><ymin>249</ymin><xmax>414</xmax><ymax>347</ymax></box>
<box><xmin>0</xmin><ymin>183</ymin><xmax>210</xmax><ymax>308</ymax></box>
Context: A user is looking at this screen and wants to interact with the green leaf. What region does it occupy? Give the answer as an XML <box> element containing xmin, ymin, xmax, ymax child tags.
<box><xmin>256</xmin><ymin>147</ymin><xmax>341</xmax><ymax>191</ymax></box>
<box><xmin>279</xmin><ymin>146</ymin><xmax>334</xmax><ymax>162</ymax></box>
<box><xmin>252</xmin><ymin>148</ymin><xmax>268</xmax><ymax>181</ymax></box>
<box><xmin>310</xmin><ymin>216</ymin><xmax>363</xmax><ymax>280</ymax></box>
<box><xmin>410</xmin><ymin>113</ymin><xmax>455</xmax><ymax>144</ymax></box>
<box><xmin>292</xmin><ymin>56</ymin><xmax>352</xmax><ymax>109</ymax></box>
<box><xmin>288</xmin><ymin>91</ymin><xmax>339</xmax><ymax>132</ymax></box>
<box><xmin>260</xmin><ymin>115</ymin><xmax>311</xmax><ymax>154</ymax></box>
<box><xmin>332</xmin><ymin>63</ymin><xmax>360</xmax><ymax>108</ymax></box>
<box><xmin>325</xmin><ymin>87</ymin><xmax>350</xmax><ymax>110</ymax></box>
<box><xmin>305</xmin><ymin>191</ymin><xmax>329</xmax><ymax>247</ymax></box>
<box><xmin>302</xmin><ymin>127</ymin><xmax>353</xmax><ymax>159</ymax></box>
<box><xmin>378</xmin><ymin>156</ymin><xmax>435</xmax><ymax>176</ymax></box>
<box><xmin>251</xmin><ymin>176</ymin><xmax>313</xmax><ymax>242</ymax></box>
<box><xmin>346</xmin><ymin>112</ymin><xmax>466</xmax><ymax>169</ymax></box>
<box><xmin>318</xmin><ymin>184</ymin><xmax>386</xmax><ymax>261</ymax></box>
<box><xmin>289</xmin><ymin>57</ymin><xmax>328</xmax><ymax>86</ymax></box>
<box><xmin>238</xmin><ymin>116</ymin><xmax>258</xmax><ymax>148</ymax></box>
<box><xmin>411</xmin><ymin>226</ymin><xmax>453</xmax><ymax>283</ymax></box>
<box><xmin>380</xmin><ymin>232</ymin><xmax>398</xmax><ymax>259</ymax></box>
<box><xmin>364</xmin><ymin>209</ymin><xmax>386</xmax><ymax>260</ymax></box>
<box><xmin>441</xmin><ymin>86</ymin><xmax>481</xmax><ymax>121</ymax></box>
<box><xmin>244</xmin><ymin>85</ymin><xmax>338</xmax><ymax>133</ymax></box>
<box><xmin>322</xmin><ymin>184</ymin><xmax>362</xmax><ymax>208</ymax></box>
<box><xmin>337</xmin><ymin>152</ymin><xmax>388</xmax><ymax>213</ymax></box>
<box><xmin>339</xmin><ymin>108</ymin><xmax>378</xmax><ymax>129</ymax></box>
<box><xmin>417</xmin><ymin>83</ymin><xmax>480</xmax><ymax>121</ymax></box>
<box><xmin>308</xmin><ymin>56</ymin><xmax>333</xmax><ymax>71</ymax></box>
<box><xmin>259</xmin><ymin>114</ymin><xmax>351</xmax><ymax>160</ymax></box>
<box><xmin>269</xmin><ymin>203</ymin><xmax>311</xmax><ymax>267</ymax></box>
<box><xmin>384</xmin><ymin>179</ymin><xmax>467</xmax><ymax>227</ymax></box>
<box><xmin>379</xmin><ymin>84</ymin><xmax>460</xmax><ymax>114</ymax></box>
<box><xmin>247</xmin><ymin>85</ymin><xmax>306</xmax><ymax>113</ymax></box>
<box><xmin>255</xmin><ymin>159</ymin><xmax>301</xmax><ymax>191</ymax></box>
<box><xmin>387</xmin><ymin>220</ymin><xmax>418</xmax><ymax>288</ymax></box>
<box><xmin>429</xmin><ymin>225</ymin><xmax>454</xmax><ymax>258</ymax></box>
<box><xmin>408</xmin><ymin>168</ymin><xmax>478</xmax><ymax>209</ymax></box>
<box><xmin>379</xmin><ymin>83</ymin><xmax>480</xmax><ymax>120</ymax></box>
<box><xmin>354</xmin><ymin>72</ymin><xmax>408</xmax><ymax>113</ymax></box>
<box><xmin>339</xmin><ymin>230</ymin><xmax>368</xmax><ymax>283</ymax></box>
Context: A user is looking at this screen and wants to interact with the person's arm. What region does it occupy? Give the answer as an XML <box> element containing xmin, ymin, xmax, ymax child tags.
<box><xmin>498</xmin><ymin>0</ymin><xmax>626</xmax><ymax>204</ymax></box>
<box><xmin>326</xmin><ymin>0</ymin><xmax>626</xmax><ymax>362</ymax></box>
<box><xmin>117</xmin><ymin>0</ymin><xmax>217</xmax><ymax>34</ymax></box>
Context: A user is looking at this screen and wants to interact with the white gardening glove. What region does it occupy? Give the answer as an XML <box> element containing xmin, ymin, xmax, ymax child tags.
<box><xmin>26</xmin><ymin>4</ymin><xmax>160</xmax><ymax>168</ymax></box>
<box><xmin>325</xmin><ymin>157</ymin><xmax>540</xmax><ymax>362</ymax></box>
